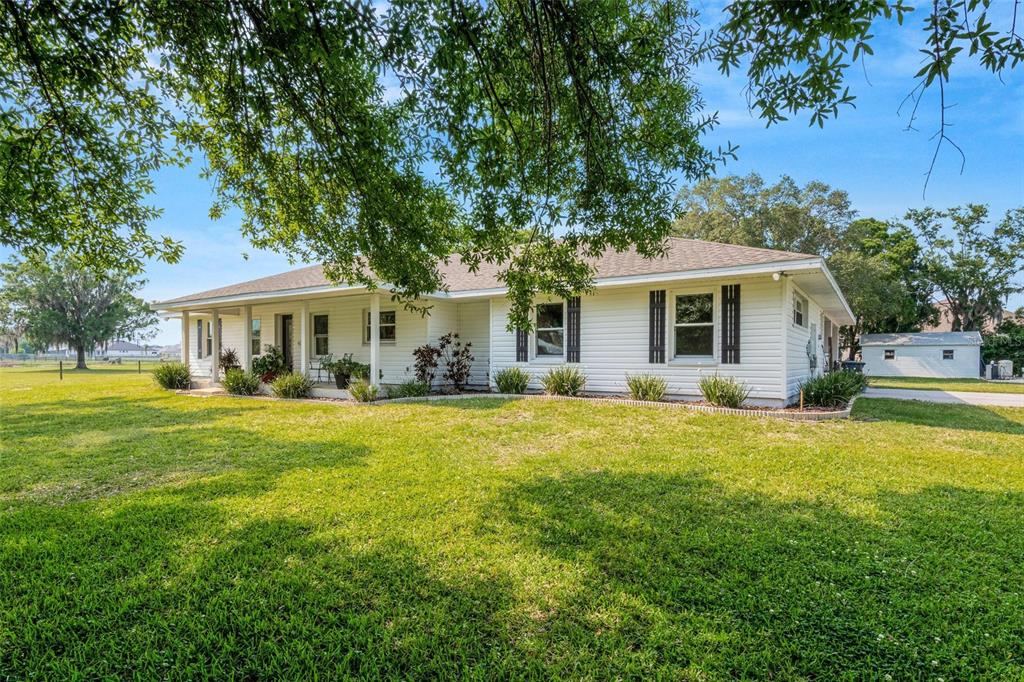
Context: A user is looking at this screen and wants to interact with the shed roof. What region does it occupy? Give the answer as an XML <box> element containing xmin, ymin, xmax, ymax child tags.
<box><xmin>860</xmin><ymin>332</ymin><xmax>983</xmax><ymax>347</ymax></box>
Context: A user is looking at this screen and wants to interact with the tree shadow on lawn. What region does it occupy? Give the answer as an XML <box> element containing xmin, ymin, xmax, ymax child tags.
<box><xmin>0</xmin><ymin>395</ymin><xmax>372</xmax><ymax>504</ymax></box>
<box><xmin>854</xmin><ymin>397</ymin><xmax>1024</xmax><ymax>435</ymax></box>
<box><xmin>0</xmin><ymin>481</ymin><xmax>521</xmax><ymax>679</ymax></box>
<box><xmin>2</xmin><ymin>467</ymin><xmax>1020</xmax><ymax>678</ymax></box>
<box><xmin>488</xmin><ymin>471</ymin><xmax>1024</xmax><ymax>679</ymax></box>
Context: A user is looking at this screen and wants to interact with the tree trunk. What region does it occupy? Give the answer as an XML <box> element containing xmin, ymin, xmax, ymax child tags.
<box><xmin>76</xmin><ymin>344</ymin><xmax>87</xmax><ymax>369</ymax></box>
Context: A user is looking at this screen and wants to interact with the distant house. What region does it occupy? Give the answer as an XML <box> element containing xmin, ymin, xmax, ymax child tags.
<box><xmin>159</xmin><ymin>344</ymin><xmax>181</xmax><ymax>358</ymax></box>
<box><xmin>102</xmin><ymin>341</ymin><xmax>160</xmax><ymax>357</ymax></box>
<box><xmin>155</xmin><ymin>238</ymin><xmax>855</xmax><ymax>406</ymax></box>
<box><xmin>861</xmin><ymin>332</ymin><xmax>982</xmax><ymax>378</ymax></box>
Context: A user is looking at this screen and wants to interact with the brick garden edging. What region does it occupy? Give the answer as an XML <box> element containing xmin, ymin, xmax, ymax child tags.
<box><xmin>376</xmin><ymin>392</ymin><xmax>858</xmax><ymax>421</ymax></box>
<box><xmin>182</xmin><ymin>386</ymin><xmax>858</xmax><ymax>421</ymax></box>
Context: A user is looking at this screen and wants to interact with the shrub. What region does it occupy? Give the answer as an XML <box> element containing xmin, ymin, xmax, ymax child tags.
<box><xmin>219</xmin><ymin>347</ymin><xmax>240</xmax><ymax>372</ymax></box>
<box><xmin>414</xmin><ymin>333</ymin><xmax>475</xmax><ymax>390</ymax></box>
<box><xmin>494</xmin><ymin>367</ymin><xmax>530</xmax><ymax>394</ymax></box>
<box><xmin>626</xmin><ymin>374</ymin><xmax>667</xmax><ymax>402</ymax></box>
<box><xmin>439</xmin><ymin>332</ymin><xmax>474</xmax><ymax>390</ymax></box>
<box><xmin>698</xmin><ymin>374</ymin><xmax>751</xmax><ymax>408</ymax></box>
<box><xmin>222</xmin><ymin>368</ymin><xmax>261</xmax><ymax>396</ymax></box>
<box><xmin>541</xmin><ymin>366</ymin><xmax>586</xmax><ymax>396</ymax></box>
<box><xmin>252</xmin><ymin>345</ymin><xmax>286</xmax><ymax>382</ymax></box>
<box><xmin>270</xmin><ymin>372</ymin><xmax>312</xmax><ymax>399</ymax></box>
<box><xmin>388</xmin><ymin>379</ymin><xmax>429</xmax><ymax>398</ymax></box>
<box><xmin>800</xmin><ymin>369</ymin><xmax>868</xmax><ymax>408</ymax></box>
<box><xmin>348</xmin><ymin>377</ymin><xmax>379</xmax><ymax>402</ymax></box>
<box><xmin>412</xmin><ymin>343</ymin><xmax>442</xmax><ymax>384</ymax></box>
<box><xmin>153</xmin><ymin>361</ymin><xmax>191</xmax><ymax>390</ymax></box>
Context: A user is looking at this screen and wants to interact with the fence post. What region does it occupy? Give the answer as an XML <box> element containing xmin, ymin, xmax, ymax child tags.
<box><xmin>138</xmin><ymin>360</ymin><xmax>141</xmax><ymax>374</ymax></box>
<box><xmin>59</xmin><ymin>360</ymin><xmax>63</xmax><ymax>381</ymax></box>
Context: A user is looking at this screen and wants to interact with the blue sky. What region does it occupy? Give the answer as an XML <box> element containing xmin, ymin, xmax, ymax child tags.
<box><xmin>6</xmin><ymin>4</ymin><xmax>1023</xmax><ymax>345</ymax></box>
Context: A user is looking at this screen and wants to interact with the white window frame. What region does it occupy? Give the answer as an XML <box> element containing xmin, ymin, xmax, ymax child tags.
<box><xmin>533</xmin><ymin>301</ymin><xmax>566</xmax><ymax>361</ymax></box>
<box><xmin>251</xmin><ymin>318</ymin><xmax>262</xmax><ymax>357</ymax></box>
<box><xmin>670</xmin><ymin>289</ymin><xmax>716</xmax><ymax>363</ymax></box>
<box><xmin>793</xmin><ymin>292</ymin><xmax>808</xmax><ymax>328</ymax></box>
<box><xmin>363</xmin><ymin>309</ymin><xmax>397</xmax><ymax>345</ymax></box>
<box><xmin>205</xmin><ymin>320</ymin><xmax>218</xmax><ymax>357</ymax></box>
<box><xmin>312</xmin><ymin>314</ymin><xmax>329</xmax><ymax>356</ymax></box>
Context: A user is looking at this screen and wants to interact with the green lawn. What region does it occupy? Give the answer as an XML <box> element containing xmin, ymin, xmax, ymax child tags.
<box><xmin>869</xmin><ymin>375</ymin><xmax>1024</xmax><ymax>394</ymax></box>
<box><xmin>2</xmin><ymin>367</ymin><xmax>1022</xmax><ymax>679</ymax></box>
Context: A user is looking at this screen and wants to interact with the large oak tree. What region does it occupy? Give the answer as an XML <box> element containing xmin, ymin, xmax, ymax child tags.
<box><xmin>0</xmin><ymin>254</ymin><xmax>157</xmax><ymax>369</ymax></box>
<box><xmin>2</xmin><ymin>1</ymin><xmax>1022</xmax><ymax>327</ymax></box>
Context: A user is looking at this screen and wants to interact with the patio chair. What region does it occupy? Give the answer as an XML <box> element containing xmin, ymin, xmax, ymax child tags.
<box><xmin>310</xmin><ymin>353</ymin><xmax>333</xmax><ymax>383</ymax></box>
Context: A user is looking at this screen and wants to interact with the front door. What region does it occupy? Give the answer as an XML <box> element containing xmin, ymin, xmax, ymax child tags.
<box><xmin>281</xmin><ymin>314</ymin><xmax>294</xmax><ymax>371</ymax></box>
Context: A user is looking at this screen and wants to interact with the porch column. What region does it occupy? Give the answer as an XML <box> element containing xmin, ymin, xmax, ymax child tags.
<box><xmin>211</xmin><ymin>308</ymin><xmax>220</xmax><ymax>383</ymax></box>
<box><xmin>241</xmin><ymin>305</ymin><xmax>252</xmax><ymax>372</ymax></box>
<box><xmin>180</xmin><ymin>310</ymin><xmax>190</xmax><ymax>369</ymax></box>
<box><xmin>298</xmin><ymin>301</ymin><xmax>309</xmax><ymax>378</ymax></box>
<box><xmin>369</xmin><ymin>293</ymin><xmax>380</xmax><ymax>387</ymax></box>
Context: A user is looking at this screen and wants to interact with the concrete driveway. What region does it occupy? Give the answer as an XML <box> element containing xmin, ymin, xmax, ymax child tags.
<box><xmin>863</xmin><ymin>387</ymin><xmax>1024</xmax><ymax>408</ymax></box>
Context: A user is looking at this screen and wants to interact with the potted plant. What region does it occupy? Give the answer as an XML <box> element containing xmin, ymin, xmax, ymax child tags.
<box><xmin>325</xmin><ymin>353</ymin><xmax>371</xmax><ymax>389</ymax></box>
<box><xmin>251</xmin><ymin>344</ymin><xmax>286</xmax><ymax>383</ymax></box>
<box><xmin>219</xmin><ymin>347</ymin><xmax>240</xmax><ymax>373</ymax></box>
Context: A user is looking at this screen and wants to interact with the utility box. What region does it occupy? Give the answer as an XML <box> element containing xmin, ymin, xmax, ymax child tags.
<box><xmin>997</xmin><ymin>360</ymin><xmax>1014</xmax><ymax>378</ymax></box>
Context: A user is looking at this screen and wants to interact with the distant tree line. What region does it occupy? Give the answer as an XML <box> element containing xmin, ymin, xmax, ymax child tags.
<box><xmin>672</xmin><ymin>173</ymin><xmax>1024</xmax><ymax>358</ymax></box>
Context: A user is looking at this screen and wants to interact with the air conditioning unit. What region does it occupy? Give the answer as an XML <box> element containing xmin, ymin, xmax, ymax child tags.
<box><xmin>997</xmin><ymin>360</ymin><xmax>1014</xmax><ymax>379</ymax></box>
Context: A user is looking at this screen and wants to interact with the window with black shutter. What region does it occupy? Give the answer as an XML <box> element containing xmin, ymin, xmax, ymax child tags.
<box><xmin>721</xmin><ymin>284</ymin><xmax>741</xmax><ymax>364</ymax></box>
<box><xmin>649</xmin><ymin>290</ymin><xmax>666</xmax><ymax>363</ymax></box>
<box><xmin>566</xmin><ymin>297</ymin><xmax>581</xmax><ymax>363</ymax></box>
<box><xmin>515</xmin><ymin>328</ymin><xmax>528</xmax><ymax>362</ymax></box>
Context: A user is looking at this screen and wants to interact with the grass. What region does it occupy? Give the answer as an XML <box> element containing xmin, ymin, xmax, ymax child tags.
<box><xmin>869</xmin><ymin>375</ymin><xmax>1024</xmax><ymax>394</ymax></box>
<box><xmin>1</xmin><ymin>366</ymin><xmax>1023</xmax><ymax>679</ymax></box>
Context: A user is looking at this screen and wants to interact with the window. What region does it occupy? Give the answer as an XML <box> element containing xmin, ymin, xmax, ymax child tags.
<box><xmin>364</xmin><ymin>310</ymin><xmax>397</xmax><ymax>344</ymax></box>
<box><xmin>674</xmin><ymin>293</ymin><xmax>714</xmax><ymax>357</ymax></box>
<box><xmin>196</xmin><ymin>319</ymin><xmax>203</xmax><ymax>359</ymax></box>
<box><xmin>943</xmin><ymin>349</ymin><xmax>955</xmax><ymax>360</ymax></box>
<box><xmin>313</xmin><ymin>315</ymin><xmax>329</xmax><ymax>356</ymax></box>
<box><xmin>884</xmin><ymin>349</ymin><xmax>895</xmax><ymax>360</ymax></box>
<box><xmin>206</xmin><ymin>320</ymin><xmax>214</xmax><ymax>357</ymax></box>
<box><xmin>251</xmin><ymin>318</ymin><xmax>261</xmax><ymax>357</ymax></box>
<box><xmin>793</xmin><ymin>293</ymin><xmax>807</xmax><ymax>327</ymax></box>
<box><xmin>535</xmin><ymin>302</ymin><xmax>564</xmax><ymax>357</ymax></box>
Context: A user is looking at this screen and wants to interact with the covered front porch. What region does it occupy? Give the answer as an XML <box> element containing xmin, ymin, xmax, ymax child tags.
<box><xmin>167</xmin><ymin>288</ymin><xmax>491</xmax><ymax>390</ymax></box>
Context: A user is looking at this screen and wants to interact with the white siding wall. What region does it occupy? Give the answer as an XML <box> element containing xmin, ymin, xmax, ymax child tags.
<box><xmin>488</xmin><ymin>276</ymin><xmax>789</xmax><ymax>406</ymax></box>
<box><xmin>187</xmin><ymin>314</ymin><xmax>245</xmax><ymax>378</ymax></box>
<box><xmin>863</xmin><ymin>345</ymin><xmax>981</xmax><ymax>378</ymax></box>
<box><xmin>785</xmin><ymin>281</ymin><xmax>825</xmax><ymax>402</ymax></box>
<box><xmin>423</xmin><ymin>299</ymin><xmax>490</xmax><ymax>387</ymax></box>
<box><xmin>458</xmin><ymin>301</ymin><xmax>491</xmax><ymax>387</ymax></box>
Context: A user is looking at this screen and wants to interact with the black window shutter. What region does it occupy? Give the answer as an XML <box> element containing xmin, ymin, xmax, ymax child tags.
<box><xmin>721</xmin><ymin>284</ymin><xmax>741</xmax><ymax>364</ymax></box>
<box><xmin>515</xmin><ymin>328</ymin><xmax>528</xmax><ymax>362</ymax></box>
<box><xmin>566</xmin><ymin>297</ymin><xmax>581</xmax><ymax>363</ymax></box>
<box><xmin>649</xmin><ymin>290</ymin><xmax>666</xmax><ymax>363</ymax></box>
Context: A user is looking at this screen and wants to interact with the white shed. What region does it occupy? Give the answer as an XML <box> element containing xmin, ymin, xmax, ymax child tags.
<box><xmin>861</xmin><ymin>332</ymin><xmax>982</xmax><ymax>378</ymax></box>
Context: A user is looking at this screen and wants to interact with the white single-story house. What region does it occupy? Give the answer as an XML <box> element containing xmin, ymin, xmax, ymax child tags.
<box><xmin>154</xmin><ymin>238</ymin><xmax>855</xmax><ymax>407</ymax></box>
<box><xmin>860</xmin><ymin>331</ymin><xmax>983</xmax><ymax>379</ymax></box>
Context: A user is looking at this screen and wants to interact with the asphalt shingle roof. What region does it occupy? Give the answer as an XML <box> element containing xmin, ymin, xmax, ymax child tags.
<box><xmin>158</xmin><ymin>238</ymin><xmax>816</xmax><ymax>305</ymax></box>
